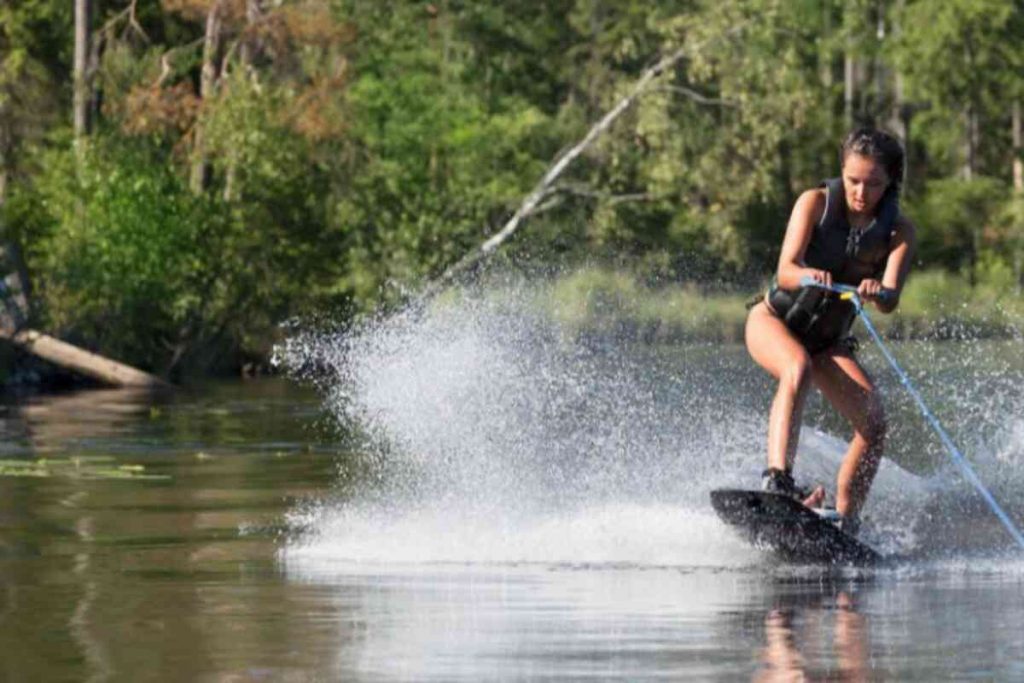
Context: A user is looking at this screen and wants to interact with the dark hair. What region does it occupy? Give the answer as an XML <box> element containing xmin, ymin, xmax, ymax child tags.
<box><xmin>840</xmin><ymin>127</ymin><xmax>905</xmax><ymax>195</ymax></box>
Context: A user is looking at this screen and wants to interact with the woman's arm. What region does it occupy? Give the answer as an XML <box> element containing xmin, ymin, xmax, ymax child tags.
<box><xmin>776</xmin><ymin>189</ymin><xmax>829</xmax><ymax>290</ymax></box>
<box><xmin>872</xmin><ymin>215</ymin><xmax>917</xmax><ymax>314</ymax></box>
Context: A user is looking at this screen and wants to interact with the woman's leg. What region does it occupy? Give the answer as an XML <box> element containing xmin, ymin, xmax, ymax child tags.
<box><xmin>745</xmin><ymin>303</ymin><xmax>814</xmax><ymax>475</ymax></box>
<box><xmin>811</xmin><ymin>349</ymin><xmax>886</xmax><ymax>518</ymax></box>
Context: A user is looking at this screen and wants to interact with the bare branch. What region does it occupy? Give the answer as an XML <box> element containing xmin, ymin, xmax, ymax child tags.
<box><xmin>156</xmin><ymin>37</ymin><xmax>205</xmax><ymax>87</ymax></box>
<box><xmin>519</xmin><ymin>195</ymin><xmax>564</xmax><ymax>220</ymax></box>
<box><xmin>416</xmin><ymin>48</ymin><xmax>683</xmax><ymax>300</ymax></box>
<box><xmin>518</xmin><ymin>186</ymin><xmax>657</xmax><ymax>221</ymax></box>
<box><xmin>655</xmin><ymin>84</ymin><xmax>736</xmax><ymax>107</ymax></box>
<box><xmin>126</xmin><ymin>0</ymin><xmax>149</xmax><ymax>42</ymax></box>
<box><xmin>549</xmin><ymin>183</ymin><xmax>657</xmax><ymax>205</ymax></box>
<box><xmin>96</xmin><ymin>0</ymin><xmax>150</xmax><ymax>46</ymax></box>
<box><xmin>191</xmin><ymin>0</ymin><xmax>225</xmax><ymax>194</ymax></box>
<box><xmin>416</xmin><ymin>26</ymin><xmax>748</xmax><ymax>301</ymax></box>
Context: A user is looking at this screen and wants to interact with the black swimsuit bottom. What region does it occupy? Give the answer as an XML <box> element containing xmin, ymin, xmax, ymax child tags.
<box><xmin>763</xmin><ymin>286</ymin><xmax>859</xmax><ymax>355</ymax></box>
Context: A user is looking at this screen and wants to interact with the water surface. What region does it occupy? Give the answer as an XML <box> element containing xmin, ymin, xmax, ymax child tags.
<box><xmin>3</xmin><ymin>315</ymin><xmax>1024</xmax><ymax>681</ymax></box>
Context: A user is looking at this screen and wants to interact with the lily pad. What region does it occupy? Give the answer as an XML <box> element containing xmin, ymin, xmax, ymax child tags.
<box><xmin>0</xmin><ymin>458</ymin><xmax>171</xmax><ymax>481</ymax></box>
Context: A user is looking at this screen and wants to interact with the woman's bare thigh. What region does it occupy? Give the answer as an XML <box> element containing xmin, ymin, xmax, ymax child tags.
<box><xmin>745</xmin><ymin>302</ymin><xmax>811</xmax><ymax>379</ymax></box>
<box><xmin>811</xmin><ymin>348</ymin><xmax>883</xmax><ymax>432</ymax></box>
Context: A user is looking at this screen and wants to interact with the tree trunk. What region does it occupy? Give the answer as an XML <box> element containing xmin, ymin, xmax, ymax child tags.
<box><xmin>961</xmin><ymin>34</ymin><xmax>979</xmax><ymax>182</ymax></box>
<box><xmin>0</xmin><ymin>243</ymin><xmax>31</xmax><ymax>327</ymax></box>
<box><xmin>1</xmin><ymin>328</ymin><xmax>172</xmax><ymax>389</ymax></box>
<box><xmin>820</xmin><ymin>3</ymin><xmax>837</xmax><ymax>146</ymax></box>
<box><xmin>1014</xmin><ymin>99</ymin><xmax>1023</xmax><ymax>294</ymax></box>
<box><xmin>964</xmin><ymin>100</ymin><xmax>980</xmax><ymax>285</ymax></box>
<box><xmin>1</xmin><ymin>95</ymin><xmax>31</xmax><ymax>325</ymax></box>
<box><xmin>961</xmin><ymin>103</ymin><xmax>977</xmax><ymax>181</ymax></box>
<box><xmin>191</xmin><ymin>0</ymin><xmax>224</xmax><ymax>194</ymax></box>
<box><xmin>73</xmin><ymin>0</ymin><xmax>93</xmax><ymax>139</ymax></box>
<box><xmin>889</xmin><ymin>71</ymin><xmax>906</xmax><ymax>139</ymax></box>
<box><xmin>0</xmin><ymin>98</ymin><xmax>9</xmax><ymax>205</ymax></box>
<box><xmin>223</xmin><ymin>0</ymin><xmax>261</xmax><ymax>202</ymax></box>
<box><xmin>844</xmin><ymin>53</ymin><xmax>855</xmax><ymax>128</ymax></box>
<box><xmin>872</xmin><ymin>4</ymin><xmax>887</xmax><ymax>124</ymax></box>
<box><xmin>1013</xmin><ymin>99</ymin><xmax>1022</xmax><ymax>193</ymax></box>
<box><xmin>239</xmin><ymin>0</ymin><xmax>260</xmax><ymax>68</ymax></box>
<box><xmin>886</xmin><ymin>1</ymin><xmax>907</xmax><ymax>141</ymax></box>
<box><xmin>820</xmin><ymin>4</ymin><xmax>833</xmax><ymax>90</ymax></box>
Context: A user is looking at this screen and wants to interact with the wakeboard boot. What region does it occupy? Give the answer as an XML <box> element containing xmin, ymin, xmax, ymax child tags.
<box><xmin>761</xmin><ymin>467</ymin><xmax>813</xmax><ymax>500</ymax></box>
<box><xmin>812</xmin><ymin>507</ymin><xmax>862</xmax><ymax>538</ymax></box>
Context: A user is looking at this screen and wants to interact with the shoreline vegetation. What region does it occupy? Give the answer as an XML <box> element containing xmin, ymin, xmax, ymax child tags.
<box><xmin>539</xmin><ymin>267</ymin><xmax>1024</xmax><ymax>345</ymax></box>
<box><xmin>2</xmin><ymin>3</ymin><xmax>1023</xmax><ymax>386</ymax></box>
<box><xmin>4</xmin><ymin>263</ymin><xmax>1022</xmax><ymax>390</ymax></box>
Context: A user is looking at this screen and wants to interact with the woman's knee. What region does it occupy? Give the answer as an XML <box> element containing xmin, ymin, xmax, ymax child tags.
<box><xmin>779</xmin><ymin>353</ymin><xmax>813</xmax><ymax>394</ymax></box>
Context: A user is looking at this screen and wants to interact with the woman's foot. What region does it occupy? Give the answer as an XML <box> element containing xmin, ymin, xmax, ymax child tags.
<box><xmin>812</xmin><ymin>507</ymin><xmax>861</xmax><ymax>537</ymax></box>
<box><xmin>802</xmin><ymin>486</ymin><xmax>826</xmax><ymax>508</ymax></box>
<box><xmin>762</xmin><ymin>468</ymin><xmax>825</xmax><ymax>508</ymax></box>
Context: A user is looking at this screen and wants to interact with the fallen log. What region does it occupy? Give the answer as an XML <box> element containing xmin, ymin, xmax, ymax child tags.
<box><xmin>0</xmin><ymin>243</ymin><xmax>171</xmax><ymax>389</ymax></box>
<box><xmin>1</xmin><ymin>327</ymin><xmax>173</xmax><ymax>389</ymax></box>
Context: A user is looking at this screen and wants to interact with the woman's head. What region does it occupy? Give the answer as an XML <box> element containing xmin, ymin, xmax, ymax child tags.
<box><xmin>840</xmin><ymin>127</ymin><xmax>905</xmax><ymax>215</ymax></box>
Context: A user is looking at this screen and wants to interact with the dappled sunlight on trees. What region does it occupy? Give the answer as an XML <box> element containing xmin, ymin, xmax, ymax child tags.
<box><xmin>0</xmin><ymin>0</ymin><xmax>1022</xmax><ymax>376</ymax></box>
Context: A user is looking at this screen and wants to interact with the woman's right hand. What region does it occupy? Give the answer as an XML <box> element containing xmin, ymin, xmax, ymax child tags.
<box><xmin>800</xmin><ymin>268</ymin><xmax>832</xmax><ymax>288</ymax></box>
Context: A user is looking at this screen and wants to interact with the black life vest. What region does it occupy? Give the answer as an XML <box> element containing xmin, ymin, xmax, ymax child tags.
<box><xmin>804</xmin><ymin>177</ymin><xmax>899</xmax><ymax>285</ymax></box>
<box><xmin>767</xmin><ymin>178</ymin><xmax>899</xmax><ymax>353</ymax></box>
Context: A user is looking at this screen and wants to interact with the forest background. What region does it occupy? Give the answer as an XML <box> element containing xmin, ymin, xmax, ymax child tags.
<box><xmin>1</xmin><ymin>0</ymin><xmax>1022</xmax><ymax>379</ymax></box>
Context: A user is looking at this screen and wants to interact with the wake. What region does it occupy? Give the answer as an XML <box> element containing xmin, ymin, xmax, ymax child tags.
<box><xmin>274</xmin><ymin>277</ymin><xmax>1024</xmax><ymax>573</ymax></box>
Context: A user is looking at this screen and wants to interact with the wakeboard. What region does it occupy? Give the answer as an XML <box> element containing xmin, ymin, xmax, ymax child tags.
<box><xmin>710</xmin><ymin>489</ymin><xmax>881</xmax><ymax>566</ymax></box>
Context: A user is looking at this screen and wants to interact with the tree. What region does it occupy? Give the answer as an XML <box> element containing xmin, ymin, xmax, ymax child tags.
<box><xmin>73</xmin><ymin>0</ymin><xmax>93</xmax><ymax>139</ymax></box>
<box><xmin>895</xmin><ymin>0</ymin><xmax>1022</xmax><ymax>181</ymax></box>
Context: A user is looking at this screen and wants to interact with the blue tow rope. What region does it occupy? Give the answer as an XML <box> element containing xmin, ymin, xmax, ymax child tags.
<box><xmin>802</xmin><ymin>279</ymin><xmax>1024</xmax><ymax>550</ymax></box>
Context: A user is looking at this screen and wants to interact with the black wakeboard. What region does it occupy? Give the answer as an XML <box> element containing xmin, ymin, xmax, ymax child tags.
<box><xmin>710</xmin><ymin>489</ymin><xmax>881</xmax><ymax>566</ymax></box>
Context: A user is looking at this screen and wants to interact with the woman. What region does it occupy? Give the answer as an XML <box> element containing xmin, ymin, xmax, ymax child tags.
<box><xmin>745</xmin><ymin>127</ymin><xmax>916</xmax><ymax>535</ymax></box>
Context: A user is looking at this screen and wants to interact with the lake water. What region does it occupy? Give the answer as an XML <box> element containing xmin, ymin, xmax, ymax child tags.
<box><xmin>4</xmin><ymin>294</ymin><xmax>1024</xmax><ymax>681</ymax></box>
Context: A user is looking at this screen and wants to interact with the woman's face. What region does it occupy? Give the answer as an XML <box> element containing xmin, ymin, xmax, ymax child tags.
<box><xmin>841</xmin><ymin>152</ymin><xmax>890</xmax><ymax>216</ymax></box>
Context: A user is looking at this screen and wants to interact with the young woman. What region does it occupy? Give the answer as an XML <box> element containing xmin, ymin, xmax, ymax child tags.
<box><xmin>745</xmin><ymin>128</ymin><xmax>916</xmax><ymax>535</ymax></box>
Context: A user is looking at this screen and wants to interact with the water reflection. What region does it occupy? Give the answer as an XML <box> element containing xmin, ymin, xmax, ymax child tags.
<box><xmin>1</xmin><ymin>386</ymin><xmax>163</xmax><ymax>455</ymax></box>
<box><xmin>0</xmin><ymin>380</ymin><xmax>340</xmax><ymax>681</ymax></box>
<box><xmin>755</xmin><ymin>582</ymin><xmax>869</xmax><ymax>682</ymax></box>
<box><xmin>279</xmin><ymin>563</ymin><xmax>885</xmax><ymax>682</ymax></box>
<box><xmin>4</xmin><ymin>375</ymin><xmax>1024</xmax><ymax>680</ymax></box>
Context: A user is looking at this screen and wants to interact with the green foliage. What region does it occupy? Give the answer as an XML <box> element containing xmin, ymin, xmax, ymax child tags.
<box><xmin>20</xmin><ymin>134</ymin><xmax>221</xmax><ymax>369</ymax></box>
<box><xmin>895</xmin><ymin>0</ymin><xmax>1024</xmax><ymax>177</ymax></box>
<box><xmin>329</xmin><ymin>1</ymin><xmax>565</xmax><ymax>304</ymax></box>
<box><xmin>898</xmin><ymin>269</ymin><xmax>972</xmax><ymax>317</ymax></box>
<box><xmin>911</xmin><ymin>176</ymin><xmax>1007</xmax><ymax>279</ymax></box>
<box><xmin>547</xmin><ymin>266</ymin><xmax>748</xmax><ymax>342</ymax></box>
<box><xmin>0</xmin><ymin>0</ymin><xmax>67</xmax><ymax>192</ymax></box>
<box><xmin>14</xmin><ymin>125</ymin><xmax>343</xmax><ymax>374</ymax></box>
<box><xmin>890</xmin><ymin>268</ymin><xmax>1024</xmax><ymax>338</ymax></box>
<box><xmin>5</xmin><ymin>0</ymin><xmax>1024</xmax><ymax>379</ymax></box>
<box><xmin>544</xmin><ymin>265</ymin><xmax>1024</xmax><ymax>344</ymax></box>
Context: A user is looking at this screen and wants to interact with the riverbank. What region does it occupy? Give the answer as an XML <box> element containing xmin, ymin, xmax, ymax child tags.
<box><xmin>5</xmin><ymin>265</ymin><xmax>1021</xmax><ymax>392</ymax></box>
<box><xmin>541</xmin><ymin>267</ymin><xmax>1024</xmax><ymax>344</ymax></box>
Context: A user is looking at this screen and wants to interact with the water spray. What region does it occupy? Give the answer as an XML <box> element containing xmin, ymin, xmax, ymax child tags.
<box><xmin>803</xmin><ymin>278</ymin><xmax>1024</xmax><ymax>550</ymax></box>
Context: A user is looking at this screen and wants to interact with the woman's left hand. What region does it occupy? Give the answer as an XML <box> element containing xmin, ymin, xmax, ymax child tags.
<box><xmin>856</xmin><ymin>279</ymin><xmax>884</xmax><ymax>301</ymax></box>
